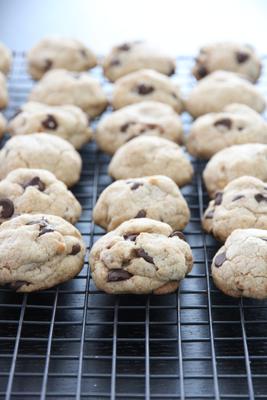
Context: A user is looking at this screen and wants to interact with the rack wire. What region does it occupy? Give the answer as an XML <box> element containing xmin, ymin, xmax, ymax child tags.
<box><xmin>0</xmin><ymin>52</ymin><xmax>267</xmax><ymax>400</ymax></box>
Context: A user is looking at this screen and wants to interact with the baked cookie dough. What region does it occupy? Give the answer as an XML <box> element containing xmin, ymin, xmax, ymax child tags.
<box><xmin>0</xmin><ymin>72</ymin><xmax>8</xmax><ymax>109</ymax></box>
<box><xmin>29</xmin><ymin>69</ymin><xmax>108</xmax><ymax>118</ymax></box>
<box><xmin>27</xmin><ymin>37</ymin><xmax>97</xmax><ymax>80</ymax></box>
<box><xmin>0</xmin><ymin>213</ymin><xmax>86</xmax><ymax>292</ymax></box>
<box><xmin>103</xmin><ymin>40</ymin><xmax>176</xmax><ymax>81</ymax></box>
<box><xmin>89</xmin><ymin>218</ymin><xmax>193</xmax><ymax>294</ymax></box>
<box><xmin>212</xmin><ymin>228</ymin><xmax>267</xmax><ymax>299</ymax></box>
<box><xmin>93</xmin><ymin>175</ymin><xmax>190</xmax><ymax>231</ymax></box>
<box><xmin>108</xmin><ymin>136</ymin><xmax>193</xmax><ymax>186</ymax></box>
<box><xmin>186</xmin><ymin>71</ymin><xmax>265</xmax><ymax>118</ymax></box>
<box><xmin>111</xmin><ymin>69</ymin><xmax>183</xmax><ymax>113</ymax></box>
<box><xmin>0</xmin><ymin>42</ymin><xmax>12</xmax><ymax>75</ymax></box>
<box><xmin>0</xmin><ymin>168</ymin><xmax>81</xmax><ymax>224</ymax></box>
<box><xmin>8</xmin><ymin>101</ymin><xmax>93</xmax><ymax>149</ymax></box>
<box><xmin>203</xmin><ymin>143</ymin><xmax>267</xmax><ymax>198</ymax></box>
<box><xmin>0</xmin><ymin>133</ymin><xmax>82</xmax><ymax>187</ymax></box>
<box><xmin>96</xmin><ymin>101</ymin><xmax>183</xmax><ymax>154</ymax></box>
<box><xmin>203</xmin><ymin>176</ymin><xmax>267</xmax><ymax>241</ymax></box>
<box><xmin>193</xmin><ymin>42</ymin><xmax>261</xmax><ymax>82</ymax></box>
<box><xmin>186</xmin><ymin>103</ymin><xmax>267</xmax><ymax>159</ymax></box>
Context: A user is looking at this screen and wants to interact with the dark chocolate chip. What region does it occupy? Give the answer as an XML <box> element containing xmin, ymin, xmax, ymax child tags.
<box><xmin>197</xmin><ymin>65</ymin><xmax>208</xmax><ymax>78</ymax></box>
<box><xmin>110</xmin><ymin>58</ymin><xmax>120</xmax><ymax>67</ymax></box>
<box><xmin>214</xmin><ymin>252</ymin><xmax>227</xmax><ymax>268</ymax></box>
<box><xmin>120</xmin><ymin>121</ymin><xmax>136</xmax><ymax>132</ymax></box>
<box><xmin>169</xmin><ymin>231</ymin><xmax>186</xmax><ymax>241</ymax></box>
<box><xmin>260</xmin><ymin>238</ymin><xmax>267</xmax><ymax>242</ymax></box>
<box><xmin>255</xmin><ymin>193</ymin><xmax>267</xmax><ymax>203</ymax></box>
<box><xmin>107</xmin><ymin>269</ymin><xmax>133</xmax><ymax>282</ymax></box>
<box><xmin>168</xmin><ymin>66</ymin><xmax>175</xmax><ymax>76</ymax></box>
<box><xmin>123</xmin><ymin>233</ymin><xmax>138</xmax><ymax>241</ymax></box>
<box><xmin>236</xmin><ymin>52</ymin><xmax>250</xmax><ymax>63</ymax></box>
<box><xmin>238</xmin><ymin>126</ymin><xmax>244</xmax><ymax>131</ymax></box>
<box><xmin>26</xmin><ymin>217</ymin><xmax>49</xmax><ymax>226</ymax></box>
<box><xmin>135</xmin><ymin>209</ymin><xmax>147</xmax><ymax>218</ymax></box>
<box><xmin>130</xmin><ymin>182</ymin><xmax>143</xmax><ymax>190</ymax></box>
<box><xmin>232</xmin><ymin>194</ymin><xmax>245</xmax><ymax>202</ymax></box>
<box><xmin>137</xmin><ymin>84</ymin><xmax>154</xmax><ymax>95</ymax></box>
<box><xmin>5</xmin><ymin>280</ymin><xmax>29</xmax><ymax>291</ymax></box>
<box><xmin>117</xmin><ymin>43</ymin><xmax>131</xmax><ymax>51</ymax></box>
<box><xmin>214</xmin><ymin>118</ymin><xmax>232</xmax><ymax>129</ymax></box>
<box><xmin>214</xmin><ymin>192</ymin><xmax>223</xmax><ymax>206</ymax></box>
<box><xmin>42</xmin><ymin>114</ymin><xmax>58</xmax><ymax>130</ymax></box>
<box><xmin>0</xmin><ymin>198</ymin><xmax>14</xmax><ymax>218</ymax></box>
<box><xmin>204</xmin><ymin>210</ymin><xmax>214</xmax><ymax>219</ymax></box>
<box><xmin>44</xmin><ymin>59</ymin><xmax>52</xmax><ymax>71</ymax></box>
<box><xmin>171</xmin><ymin>92</ymin><xmax>177</xmax><ymax>99</ymax></box>
<box><xmin>80</xmin><ymin>49</ymin><xmax>87</xmax><ymax>58</ymax></box>
<box><xmin>38</xmin><ymin>226</ymin><xmax>54</xmax><ymax>237</ymax></box>
<box><xmin>135</xmin><ymin>248</ymin><xmax>154</xmax><ymax>264</ymax></box>
<box><xmin>70</xmin><ymin>244</ymin><xmax>81</xmax><ymax>255</ymax></box>
<box><xmin>23</xmin><ymin>176</ymin><xmax>45</xmax><ymax>192</ymax></box>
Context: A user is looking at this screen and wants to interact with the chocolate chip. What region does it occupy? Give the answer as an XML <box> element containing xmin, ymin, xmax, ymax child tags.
<box><xmin>238</xmin><ymin>126</ymin><xmax>244</xmax><ymax>131</ymax></box>
<box><xmin>214</xmin><ymin>252</ymin><xmax>227</xmax><ymax>268</ymax></box>
<box><xmin>135</xmin><ymin>248</ymin><xmax>154</xmax><ymax>264</ymax></box>
<box><xmin>107</xmin><ymin>269</ymin><xmax>133</xmax><ymax>282</ymax></box>
<box><xmin>42</xmin><ymin>114</ymin><xmax>58</xmax><ymax>130</ymax></box>
<box><xmin>117</xmin><ymin>43</ymin><xmax>131</xmax><ymax>51</ymax></box>
<box><xmin>197</xmin><ymin>65</ymin><xmax>208</xmax><ymax>78</ymax></box>
<box><xmin>236</xmin><ymin>52</ymin><xmax>250</xmax><ymax>63</ymax></box>
<box><xmin>137</xmin><ymin>84</ymin><xmax>154</xmax><ymax>95</ymax></box>
<box><xmin>23</xmin><ymin>176</ymin><xmax>45</xmax><ymax>192</ymax></box>
<box><xmin>214</xmin><ymin>192</ymin><xmax>223</xmax><ymax>206</ymax></box>
<box><xmin>38</xmin><ymin>226</ymin><xmax>54</xmax><ymax>237</ymax></box>
<box><xmin>171</xmin><ymin>92</ymin><xmax>177</xmax><ymax>99</ymax></box>
<box><xmin>121</xmin><ymin>121</ymin><xmax>136</xmax><ymax>132</ymax></box>
<box><xmin>110</xmin><ymin>58</ymin><xmax>120</xmax><ymax>67</ymax></box>
<box><xmin>169</xmin><ymin>231</ymin><xmax>186</xmax><ymax>241</ymax></box>
<box><xmin>44</xmin><ymin>59</ymin><xmax>52</xmax><ymax>71</ymax></box>
<box><xmin>80</xmin><ymin>49</ymin><xmax>87</xmax><ymax>58</ymax></box>
<box><xmin>26</xmin><ymin>217</ymin><xmax>49</xmax><ymax>226</ymax></box>
<box><xmin>214</xmin><ymin>118</ymin><xmax>232</xmax><ymax>129</ymax></box>
<box><xmin>260</xmin><ymin>238</ymin><xmax>267</xmax><ymax>242</ymax></box>
<box><xmin>168</xmin><ymin>67</ymin><xmax>175</xmax><ymax>76</ymax></box>
<box><xmin>123</xmin><ymin>233</ymin><xmax>138</xmax><ymax>241</ymax></box>
<box><xmin>130</xmin><ymin>182</ymin><xmax>143</xmax><ymax>190</ymax></box>
<box><xmin>9</xmin><ymin>280</ymin><xmax>29</xmax><ymax>290</ymax></box>
<box><xmin>255</xmin><ymin>193</ymin><xmax>267</xmax><ymax>203</ymax></box>
<box><xmin>135</xmin><ymin>209</ymin><xmax>146</xmax><ymax>218</ymax></box>
<box><xmin>0</xmin><ymin>198</ymin><xmax>14</xmax><ymax>218</ymax></box>
<box><xmin>204</xmin><ymin>210</ymin><xmax>214</xmax><ymax>219</ymax></box>
<box><xmin>70</xmin><ymin>244</ymin><xmax>81</xmax><ymax>255</ymax></box>
<box><xmin>232</xmin><ymin>194</ymin><xmax>245</xmax><ymax>201</ymax></box>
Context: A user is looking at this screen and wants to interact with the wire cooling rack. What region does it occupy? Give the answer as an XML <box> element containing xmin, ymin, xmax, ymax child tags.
<box><xmin>1</xmin><ymin>52</ymin><xmax>267</xmax><ymax>400</ymax></box>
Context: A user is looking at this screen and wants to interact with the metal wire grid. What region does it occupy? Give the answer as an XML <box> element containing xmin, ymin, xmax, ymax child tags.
<box><xmin>0</xmin><ymin>52</ymin><xmax>267</xmax><ymax>400</ymax></box>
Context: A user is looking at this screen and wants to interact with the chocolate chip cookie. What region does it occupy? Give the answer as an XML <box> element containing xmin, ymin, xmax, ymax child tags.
<box><xmin>0</xmin><ymin>42</ymin><xmax>12</xmax><ymax>75</ymax></box>
<box><xmin>8</xmin><ymin>101</ymin><xmax>93</xmax><ymax>149</ymax></box>
<box><xmin>111</xmin><ymin>69</ymin><xmax>183</xmax><ymax>113</ymax></box>
<box><xmin>27</xmin><ymin>37</ymin><xmax>97</xmax><ymax>80</ymax></box>
<box><xmin>0</xmin><ymin>213</ymin><xmax>86</xmax><ymax>292</ymax></box>
<box><xmin>103</xmin><ymin>40</ymin><xmax>176</xmax><ymax>81</ymax></box>
<box><xmin>96</xmin><ymin>101</ymin><xmax>183</xmax><ymax>154</ymax></box>
<box><xmin>187</xmin><ymin>103</ymin><xmax>267</xmax><ymax>159</ymax></box>
<box><xmin>186</xmin><ymin>71</ymin><xmax>265</xmax><ymax>118</ymax></box>
<box><xmin>0</xmin><ymin>72</ymin><xmax>8</xmax><ymax>109</ymax></box>
<box><xmin>29</xmin><ymin>69</ymin><xmax>108</xmax><ymax>118</ymax></box>
<box><xmin>89</xmin><ymin>218</ymin><xmax>193</xmax><ymax>294</ymax></box>
<box><xmin>203</xmin><ymin>176</ymin><xmax>267</xmax><ymax>241</ymax></box>
<box><xmin>93</xmin><ymin>175</ymin><xmax>190</xmax><ymax>231</ymax></box>
<box><xmin>108</xmin><ymin>136</ymin><xmax>193</xmax><ymax>186</ymax></box>
<box><xmin>0</xmin><ymin>133</ymin><xmax>82</xmax><ymax>187</ymax></box>
<box><xmin>203</xmin><ymin>143</ymin><xmax>267</xmax><ymax>198</ymax></box>
<box><xmin>0</xmin><ymin>168</ymin><xmax>81</xmax><ymax>224</ymax></box>
<box><xmin>212</xmin><ymin>228</ymin><xmax>267</xmax><ymax>299</ymax></box>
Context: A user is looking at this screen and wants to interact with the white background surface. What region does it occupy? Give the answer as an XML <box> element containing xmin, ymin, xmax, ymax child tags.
<box><xmin>0</xmin><ymin>0</ymin><xmax>267</xmax><ymax>54</ymax></box>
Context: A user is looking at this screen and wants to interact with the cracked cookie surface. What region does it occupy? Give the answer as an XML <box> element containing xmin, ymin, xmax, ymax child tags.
<box><xmin>108</xmin><ymin>136</ymin><xmax>193</xmax><ymax>186</ymax></box>
<box><xmin>0</xmin><ymin>213</ymin><xmax>86</xmax><ymax>292</ymax></box>
<box><xmin>0</xmin><ymin>133</ymin><xmax>82</xmax><ymax>187</ymax></box>
<box><xmin>212</xmin><ymin>228</ymin><xmax>267</xmax><ymax>299</ymax></box>
<box><xmin>96</xmin><ymin>101</ymin><xmax>183</xmax><ymax>154</ymax></box>
<box><xmin>89</xmin><ymin>218</ymin><xmax>193</xmax><ymax>294</ymax></box>
<box><xmin>93</xmin><ymin>175</ymin><xmax>190</xmax><ymax>231</ymax></box>
<box><xmin>0</xmin><ymin>168</ymin><xmax>81</xmax><ymax>224</ymax></box>
<box><xmin>111</xmin><ymin>69</ymin><xmax>183</xmax><ymax>113</ymax></box>
<box><xmin>8</xmin><ymin>101</ymin><xmax>93</xmax><ymax>149</ymax></box>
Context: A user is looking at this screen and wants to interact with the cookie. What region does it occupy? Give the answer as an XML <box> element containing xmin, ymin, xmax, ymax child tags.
<box><xmin>93</xmin><ymin>175</ymin><xmax>190</xmax><ymax>231</ymax></box>
<box><xmin>203</xmin><ymin>143</ymin><xmax>267</xmax><ymax>198</ymax></box>
<box><xmin>96</xmin><ymin>101</ymin><xmax>183</xmax><ymax>154</ymax></box>
<box><xmin>193</xmin><ymin>42</ymin><xmax>261</xmax><ymax>82</ymax></box>
<box><xmin>0</xmin><ymin>168</ymin><xmax>81</xmax><ymax>224</ymax></box>
<box><xmin>186</xmin><ymin>103</ymin><xmax>267</xmax><ymax>159</ymax></box>
<box><xmin>89</xmin><ymin>218</ymin><xmax>193</xmax><ymax>294</ymax></box>
<box><xmin>0</xmin><ymin>113</ymin><xmax>6</xmax><ymax>139</ymax></box>
<box><xmin>212</xmin><ymin>228</ymin><xmax>267</xmax><ymax>299</ymax></box>
<box><xmin>103</xmin><ymin>40</ymin><xmax>176</xmax><ymax>81</ymax></box>
<box><xmin>0</xmin><ymin>42</ymin><xmax>12</xmax><ymax>75</ymax></box>
<box><xmin>0</xmin><ymin>72</ymin><xmax>8</xmax><ymax>109</ymax></box>
<box><xmin>186</xmin><ymin>71</ymin><xmax>265</xmax><ymax>118</ymax></box>
<box><xmin>0</xmin><ymin>213</ymin><xmax>86</xmax><ymax>292</ymax></box>
<box><xmin>111</xmin><ymin>69</ymin><xmax>183</xmax><ymax>113</ymax></box>
<box><xmin>203</xmin><ymin>176</ymin><xmax>267</xmax><ymax>241</ymax></box>
<box><xmin>108</xmin><ymin>136</ymin><xmax>193</xmax><ymax>186</ymax></box>
<box><xmin>27</xmin><ymin>37</ymin><xmax>97</xmax><ymax>80</ymax></box>
<box><xmin>8</xmin><ymin>101</ymin><xmax>93</xmax><ymax>149</ymax></box>
<box><xmin>29</xmin><ymin>69</ymin><xmax>108</xmax><ymax>118</ymax></box>
<box><xmin>0</xmin><ymin>133</ymin><xmax>82</xmax><ymax>187</ymax></box>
